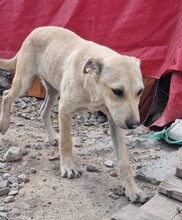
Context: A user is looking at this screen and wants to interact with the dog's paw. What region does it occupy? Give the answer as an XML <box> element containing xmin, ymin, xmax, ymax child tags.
<box><xmin>0</xmin><ymin>120</ymin><xmax>9</xmax><ymax>135</ymax></box>
<box><xmin>61</xmin><ymin>164</ymin><xmax>81</xmax><ymax>179</ymax></box>
<box><xmin>123</xmin><ymin>184</ymin><xmax>148</xmax><ymax>203</ymax></box>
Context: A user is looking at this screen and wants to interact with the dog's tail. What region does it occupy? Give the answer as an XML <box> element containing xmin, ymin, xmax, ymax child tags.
<box><xmin>0</xmin><ymin>54</ymin><xmax>17</xmax><ymax>71</ymax></box>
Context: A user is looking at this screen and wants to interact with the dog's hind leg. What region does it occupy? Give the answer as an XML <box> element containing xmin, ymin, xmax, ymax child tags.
<box><xmin>0</xmin><ymin>60</ymin><xmax>35</xmax><ymax>134</ymax></box>
<box><xmin>40</xmin><ymin>80</ymin><xmax>59</xmax><ymax>146</ymax></box>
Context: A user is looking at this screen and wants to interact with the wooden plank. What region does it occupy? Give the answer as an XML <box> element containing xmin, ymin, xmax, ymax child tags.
<box><xmin>158</xmin><ymin>176</ymin><xmax>182</xmax><ymax>202</ymax></box>
<box><xmin>111</xmin><ymin>204</ymin><xmax>165</xmax><ymax>220</ymax></box>
<box><xmin>176</xmin><ymin>163</ymin><xmax>182</xmax><ymax>179</ymax></box>
<box><xmin>141</xmin><ymin>194</ymin><xmax>182</xmax><ymax>220</ymax></box>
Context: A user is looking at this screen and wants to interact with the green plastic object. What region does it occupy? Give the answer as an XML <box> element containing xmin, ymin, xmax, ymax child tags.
<box><xmin>148</xmin><ymin>127</ymin><xmax>182</xmax><ymax>145</ymax></box>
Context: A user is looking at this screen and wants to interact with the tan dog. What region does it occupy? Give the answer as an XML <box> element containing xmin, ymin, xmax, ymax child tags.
<box><xmin>0</xmin><ymin>26</ymin><xmax>147</xmax><ymax>203</ymax></box>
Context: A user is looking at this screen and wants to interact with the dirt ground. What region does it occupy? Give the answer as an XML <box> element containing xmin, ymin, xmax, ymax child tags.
<box><xmin>0</xmin><ymin>96</ymin><xmax>177</xmax><ymax>220</ymax></box>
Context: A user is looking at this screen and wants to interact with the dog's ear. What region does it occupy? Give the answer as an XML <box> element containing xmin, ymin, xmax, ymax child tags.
<box><xmin>83</xmin><ymin>58</ymin><xmax>102</xmax><ymax>79</ymax></box>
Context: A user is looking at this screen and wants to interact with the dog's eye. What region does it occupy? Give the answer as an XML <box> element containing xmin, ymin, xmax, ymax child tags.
<box><xmin>112</xmin><ymin>89</ymin><xmax>124</xmax><ymax>97</ymax></box>
<box><xmin>137</xmin><ymin>89</ymin><xmax>143</xmax><ymax>96</ymax></box>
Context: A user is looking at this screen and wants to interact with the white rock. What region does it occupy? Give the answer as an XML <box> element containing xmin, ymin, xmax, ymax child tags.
<box><xmin>9</xmin><ymin>190</ymin><xmax>18</xmax><ymax>196</ymax></box>
<box><xmin>4</xmin><ymin>195</ymin><xmax>15</xmax><ymax>203</ymax></box>
<box><xmin>104</xmin><ymin>160</ymin><xmax>114</xmax><ymax>167</ymax></box>
<box><xmin>4</xmin><ymin>146</ymin><xmax>22</xmax><ymax>162</ymax></box>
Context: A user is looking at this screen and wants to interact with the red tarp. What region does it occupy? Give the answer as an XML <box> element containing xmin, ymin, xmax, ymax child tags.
<box><xmin>0</xmin><ymin>0</ymin><xmax>182</xmax><ymax>128</ymax></box>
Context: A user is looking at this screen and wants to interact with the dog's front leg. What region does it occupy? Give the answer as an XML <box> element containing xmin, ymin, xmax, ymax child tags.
<box><xmin>108</xmin><ymin>117</ymin><xmax>147</xmax><ymax>203</ymax></box>
<box><xmin>59</xmin><ymin>101</ymin><xmax>80</xmax><ymax>179</ymax></box>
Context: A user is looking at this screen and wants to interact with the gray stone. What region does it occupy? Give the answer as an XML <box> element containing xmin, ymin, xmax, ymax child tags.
<box><xmin>98</xmin><ymin>115</ymin><xmax>106</xmax><ymax>123</ymax></box>
<box><xmin>0</xmin><ymin>163</ymin><xmax>6</xmax><ymax>169</ymax></box>
<box><xmin>102</xmin><ymin>122</ymin><xmax>109</xmax><ymax>127</ymax></box>
<box><xmin>35</xmin><ymin>144</ymin><xmax>42</xmax><ymax>150</ymax></box>
<box><xmin>83</xmin><ymin>112</ymin><xmax>91</xmax><ymax>120</ymax></box>
<box><xmin>14</xmin><ymin>98</ymin><xmax>21</xmax><ymax>104</ymax></box>
<box><xmin>19</xmin><ymin>182</ymin><xmax>25</xmax><ymax>189</ymax></box>
<box><xmin>52</xmin><ymin>106</ymin><xmax>58</xmax><ymax>114</ymax></box>
<box><xmin>48</xmin><ymin>154</ymin><xmax>59</xmax><ymax>161</ymax></box>
<box><xmin>22</xmin><ymin>97</ymin><xmax>30</xmax><ymax>103</ymax></box>
<box><xmin>10</xmin><ymin>207</ymin><xmax>20</xmax><ymax>215</ymax></box>
<box><xmin>4</xmin><ymin>146</ymin><xmax>22</xmax><ymax>162</ymax></box>
<box><xmin>135</xmin><ymin>151</ymin><xmax>180</xmax><ymax>184</ymax></box>
<box><xmin>103</xmin><ymin>127</ymin><xmax>108</xmax><ymax>134</ymax></box>
<box><xmin>0</xmin><ymin>157</ymin><xmax>4</xmax><ymax>162</ymax></box>
<box><xmin>11</xmin><ymin>182</ymin><xmax>19</xmax><ymax>189</ymax></box>
<box><xmin>0</xmin><ymin>187</ymin><xmax>10</xmax><ymax>196</ymax></box>
<box><xmin>0</xmin><ymin>206</ymin><xmax>5</xmax><ymax>212</ymax></box>
<box><xmin>0</xmin><ymin>211</ymin><xmax>7</xmax><ymax>218</ymax></box>
<box><xmin>31</xmin><ymin>167</ymin><xmax>37</xmax><ymax>174</ymax></box>
<box><xmin>90</xmin><ymin>113</ymin><xmax>97</xmax><ymax>119</ymax></box>
<box><xmin>20</xmin><ymin>113</ymin><xmax>31</xmax><ymax>120</ymax></box>
<box><xmin>8</xmin><ymin>176</ymin><xmax>18</xmax><ymax>184</ymax></box>
<box><xmin>3</xmin><ymin>173</ymin><xmax>11</xmax><ymax>180</ymax></box>
<box><xmin>74</xmin><ymin>144</ymin><xmax>82</xmax><ymax>148</ymax></box>
<box><xmin>21</xmin><ymin>102</ymin><xmax>27</xmax><ymax>109</ymax></box>
<box><xmin>17</xmin><ymin>122</ymin><xmax>25</xmax><ymax>127</ymax></box>
<box><xmin>25</xmin><ymin>144</ymin><xmax>31</xmax><ymax>148</ymax></box>
<box><xmin>86</xmin><ymin>164</ymin><xmax>98</xmax><ymax>172</ymax></box>
<box><xmin>89</xmin><ymin>118</ymin><xmax>97</xmax><ymax>123</ymax></box>
<box><xmin>21</xmin><ymin>148</ymin><xmax>28</xmax><ymax>155</ymax></box>
<box><xmin>4</xmin><ymin>195</ymin><xmax>15</xmax><ymax>203</ymax></box>
<box><xmin>108</xmin><ymin>192</ymin><xmax>120</xmax><ymax>200</ymax></box>
<box><xmin>18</xmin><ymin>174</ymin><xmax>29</xmax><ymax>183</ymax></box>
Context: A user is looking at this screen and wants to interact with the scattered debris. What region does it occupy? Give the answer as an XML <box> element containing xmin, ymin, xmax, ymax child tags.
<box><xmin>0</xmin><ymin>96</ymin><xmax>178</xmax><ymax>219</ymax></box>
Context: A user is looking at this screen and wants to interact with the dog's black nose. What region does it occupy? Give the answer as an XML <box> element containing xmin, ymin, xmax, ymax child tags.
<box><xmin>126</xmin><ymin>120</ymin><xmax>139</xmax><ymax>129</ymax></box>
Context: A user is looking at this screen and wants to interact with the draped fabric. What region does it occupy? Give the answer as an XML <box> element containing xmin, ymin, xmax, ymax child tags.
<box><xmin>0</xmin><ymin>0</ymin><xmax>182</xmax><ymax>127</ymax></box>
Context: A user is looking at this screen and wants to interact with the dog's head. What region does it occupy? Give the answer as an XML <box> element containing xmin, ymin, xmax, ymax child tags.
<box><xmin>83</xmin><ymin>55</ymin><xmax>144</xmax><ymax>129</ymax></box>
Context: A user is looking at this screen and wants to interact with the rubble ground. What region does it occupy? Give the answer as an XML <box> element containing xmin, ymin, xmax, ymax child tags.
<box><xmin>0</xmin><ymin>96</ymin><xmax>178</xmax><ymax>220</ymax></box>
